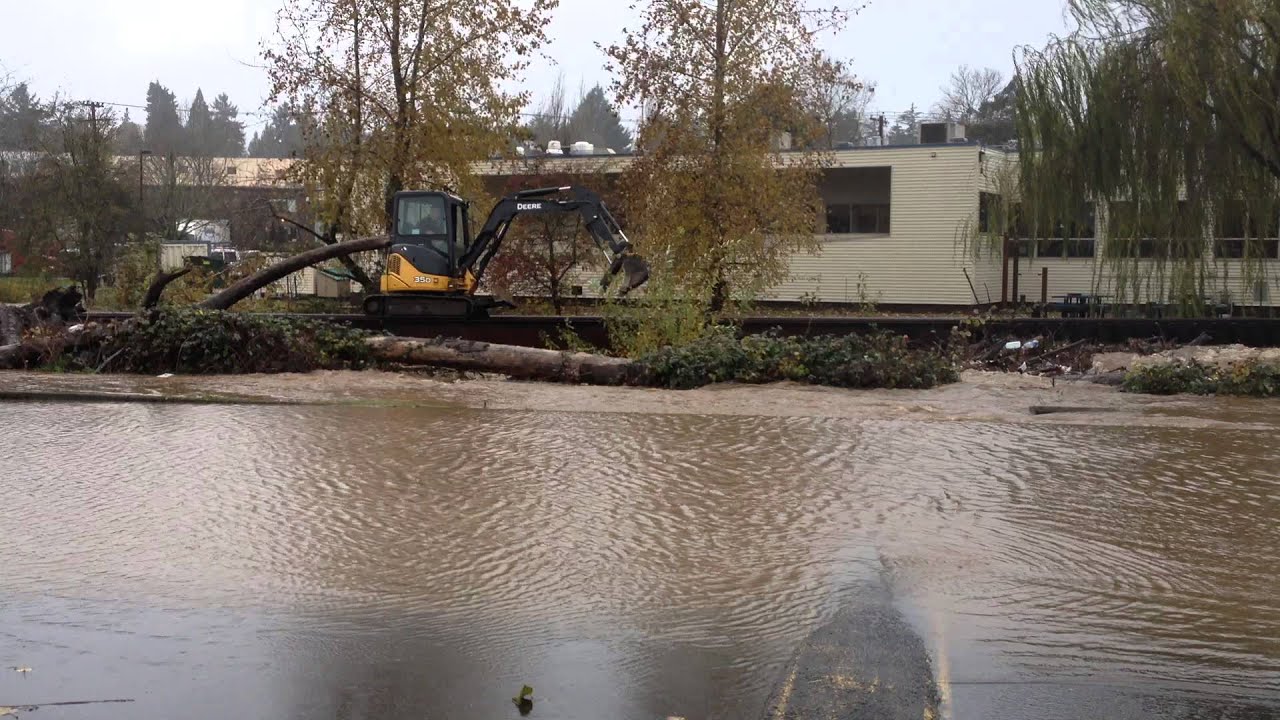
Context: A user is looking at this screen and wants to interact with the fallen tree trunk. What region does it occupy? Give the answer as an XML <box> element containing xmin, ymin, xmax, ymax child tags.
<box><xmin>1</xmin><ymin>287</ymin><xmax>85</xmax><ymax>369</ymax></box>
<box><xmin>365</xmin><ymin>335</ymin><xmax>643</xmax><ymax>385</ymax></box>
<box><xmin>0</xmin><ymin>341</ymin><xmax>24</xmax><ymax>368</ymax></box>
<box><xmin>1</xmin><ymin>303</ymin><xmax>39</xmax><ymax>368</ymax></box>
<box><xmin>141</xmin><ymin>266</ymin><xmax>194</xmax><ymax>310</ymax></box>
<box><xmin>272</xmin><ymin>211</ymin><xmax>378</xmax><ymax>291</ymax></box>
<box><xmin>198</xmin><ymin>234</ymin><xmax>391</xmax><ymax>311</ymax></box>
<box><xmin>1</xmin><ymin>304</ymin><xmax>26</xmax><ymax>347</ymax></box>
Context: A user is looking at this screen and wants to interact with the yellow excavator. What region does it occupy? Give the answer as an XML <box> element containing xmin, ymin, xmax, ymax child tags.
<box><xmin>362</xmin><ymin>185</ymin><xmax>650</xmax><ymax>318</ymax></box>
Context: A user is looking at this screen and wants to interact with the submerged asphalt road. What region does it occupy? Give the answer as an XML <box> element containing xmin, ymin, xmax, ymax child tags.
<box><xmin>762</xmin><ymin>580</ymin><xmax>941</xmax><ymax>720</ymax></box>
<box><xmin>761</xmin><ymin>575</ymin><xmax>1278</xmax><ymax>720</ymax></box>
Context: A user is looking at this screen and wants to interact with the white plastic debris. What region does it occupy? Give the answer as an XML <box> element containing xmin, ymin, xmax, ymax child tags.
<box><xmin>68</xmin><ymin>323</ymin><xmax>84</xmax><ymax>333</ymax></box>
<box><xmin>1025</xmin><ymin>339</ymin><xmax>1041</xmax><ymax>350</ymax></box>
<box><xmin>157</xmin><ymin>373</ymin><xmax>174</xmax><ymax>378</ymax></box>
<box><xmin>1004</xmin><ymin>340</ymin><xmax>1023</xmax><ymax>351</ymax></box>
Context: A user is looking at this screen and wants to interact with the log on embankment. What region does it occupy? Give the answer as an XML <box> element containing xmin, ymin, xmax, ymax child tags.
<box><xmin>1</xmin><ymin>286</ymin><xmax>86</xmax><ymax>369</ymax></box>
<box><xmin>365</xmin><ymin>335</ymin><xmax>643</xmax><ymax>385</ymax></box>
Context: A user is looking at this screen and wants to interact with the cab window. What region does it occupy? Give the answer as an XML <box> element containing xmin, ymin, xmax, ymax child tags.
<box><xmin>453</xmin><ymin>203</ymin><xmax>468</xmax><ymax>259</ymax></box>
<box><xmin>396</xmin><ymin>195</ymin><xmax>448</xmax><ymax>237</ymax></box>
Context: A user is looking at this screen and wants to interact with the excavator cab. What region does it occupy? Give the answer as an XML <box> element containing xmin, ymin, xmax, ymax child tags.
<box><xmin>383</xmin><ymin>191</ymin><xmax>472</xmax><ymax>292</ymax></box>
<box><xmin>364</xmin><ymin>186</ymin><xmax>650</xmax><ymax>319</ymax></box>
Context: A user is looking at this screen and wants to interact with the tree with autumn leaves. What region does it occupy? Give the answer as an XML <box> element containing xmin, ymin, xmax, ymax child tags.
<box><xmin>260</xmin><ymin>0</ymin><xmax>558</xmax><ymax>288</ymax></box>
<box><xmin>602</xmin><ymin>0</ymin><xmax>854</xmax><ymax>311</ymax></box>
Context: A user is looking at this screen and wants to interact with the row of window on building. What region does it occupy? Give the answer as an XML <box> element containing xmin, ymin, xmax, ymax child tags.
<box><xmin>977</xmin><ymin>194</ymin><xmax>1280</xmax><ymax>260</ymax></box>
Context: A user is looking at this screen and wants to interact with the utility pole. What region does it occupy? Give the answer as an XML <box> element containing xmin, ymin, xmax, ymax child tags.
<box><xmin>79</xmin><ymin>100</ymin><xmax>106</xmax><ymax>132</ymax></box>
<box><xmin>138</xmin><ymin>149</ymin><xmax>152</xmax><ymax>242</ymax></box>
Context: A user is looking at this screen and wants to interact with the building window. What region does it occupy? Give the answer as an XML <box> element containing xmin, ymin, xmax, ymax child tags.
<box><xmin>1107</xmin><ymin>201</ymin><xmax>1202</xmax><ymax>259</ymax></box>
<box><xmin>1035</xmin><ymin>203</ymin><xmax>1096</xmax><ymax>258</ymax></box>
<box><xmin>1132</xmin><ymin>238</ymin><xmax>1203</xmax><ymax>259</ymax></box>
<box><xmin>983</xmin><ymin>197</ymin><xmax>1039</xmax><ymax>239</ymax></box>
<box><xmin>1064</xmin><ymin>239</ymin><xmax>1096</xmax><ymax>258</ymax></box>
<box><xmin>1216</xmin><ymin>238</ymin><xmax>1280</xmax><ymax>259</ymax></box>
<box><xmin>0</xmin><ymin>252</ymin><xmax>10</xmax><ymax>275</ymax></box>
<box><xmin>979</xmin><ymin>192</ymin><xmax>998</xmax><ymax>233</ymax></box>
<box><xmin>825</xmin><ymin>203</ymin><xmax>890</xmax><ymax>234</ymax></box>
<box><xmin>826</xmin><ymin>203</ymin><xmax>852</xmax><ymax>234</ymax></box>
<box><xmin>1215</xmin><ymin>201</ymin><xmax>1279</xmax><ymax>259</ymax></box>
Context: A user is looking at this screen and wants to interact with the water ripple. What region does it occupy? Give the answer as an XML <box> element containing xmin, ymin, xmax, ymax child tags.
<box><xmin>0</xmin><ymin>402</ymin><xmax>1276</xmax><ymax>718</ymax></box>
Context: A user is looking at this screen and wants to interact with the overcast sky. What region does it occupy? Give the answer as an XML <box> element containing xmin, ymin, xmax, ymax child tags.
<box><xmin>2</xmin><ymin>0</ymin><xmax>1074</xmax><ymax>135</ymax></box>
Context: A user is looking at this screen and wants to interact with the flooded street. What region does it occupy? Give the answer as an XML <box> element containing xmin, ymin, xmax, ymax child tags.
<box><xmin>1</xmin><ymin>377</ymin><xmax>1277</xmax><ymax>719</ymax></box>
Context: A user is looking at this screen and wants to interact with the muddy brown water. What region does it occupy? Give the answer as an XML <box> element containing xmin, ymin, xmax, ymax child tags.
<box><xmin>0</xmin><ymin>382</ymin><xmax>1277</xmax><ymax>719</ymax></box>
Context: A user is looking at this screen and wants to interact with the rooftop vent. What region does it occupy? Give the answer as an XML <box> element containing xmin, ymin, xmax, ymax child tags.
<box><xmin>919</xmin><ymin>122</ymin><xmax>966</xmax><ymax>144</ymax></box>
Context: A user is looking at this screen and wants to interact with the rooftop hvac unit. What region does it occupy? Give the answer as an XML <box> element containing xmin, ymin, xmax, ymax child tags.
<box><xmin>545</xmin><ymin>140</ymin><xmax>564</xmax><ymax>155</ymax></box>
<box><xmin>919</xmin><ymin>122</ymin><xmax>967</xmax><ymax>144</ymax></box>
<box><xmin>569</xmin><ymin>141</ymin><xmax>594</xmax><ymax>156</ymax></box>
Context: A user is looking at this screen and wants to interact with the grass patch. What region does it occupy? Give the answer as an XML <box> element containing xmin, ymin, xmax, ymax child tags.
<box><xmin>1122</xmin><ymin>360</ymin><xmax>1280</xmax><ymax>396</ymax></box>
<box><xmin>636</xmin><ymin>326</ymin><xmax>961</xmax><ymax>390</ymax></box>
<box><xmin>0</xmin><ymin>276</ymin><xmax>69</xmax><ymax>304</ymax></box>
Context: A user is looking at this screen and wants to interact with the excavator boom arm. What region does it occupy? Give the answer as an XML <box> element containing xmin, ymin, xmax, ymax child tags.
<box><xmin>460</xmin><ymin>186</ymin><xmax>649</xmax><ymax>295</ymax></box>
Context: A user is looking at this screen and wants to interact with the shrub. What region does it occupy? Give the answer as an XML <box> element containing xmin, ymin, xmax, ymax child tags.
<box><xmin>1215</xmin><ymin>361</ymin><xmax>1280</xmax><ymax>396</ymax></box>
<box><xmin>94</xmin><ymin>308</ymin><xmax>372</xmax><ymax>374</ymax></box>
<box><xmin>602</xmin><ymin>274</ymin><xmax>716</xmax><ymax>358</ymax></box>
<box><xmin>1122</xmin><ymin>360</ymin><xmax>1280</xmax><ymax>396</ymax></box>
<box><xmin>638</xmin><ymin>328</ymin><xmax>961</xmax><ymax>390</ymax></box>
<box><xmin>107</xmin><ymin>242</ymin><xmax>162</xmax><ymax>310</ymax></box>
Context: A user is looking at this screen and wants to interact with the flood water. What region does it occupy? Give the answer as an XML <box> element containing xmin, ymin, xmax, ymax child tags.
<box><xmin>1</xmin><ymin>399</ymin><xmax>1277</xmax><ymax>719</ymax></box>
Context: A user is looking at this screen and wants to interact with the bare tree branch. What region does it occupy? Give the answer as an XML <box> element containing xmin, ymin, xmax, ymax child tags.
<box><xmin>141</xmin><ymin>266</ymin><xmax>194</xmax><ymax>310</ymax></box>
<box><xmin>935</xmin><ymin>65</ymin><xmax>1004</xmax><ymax>123</ymax></box>
<box><xmin>266</xmin><ymin>200</ymin><xmax>377</xmax><ymax>290</ymax></box>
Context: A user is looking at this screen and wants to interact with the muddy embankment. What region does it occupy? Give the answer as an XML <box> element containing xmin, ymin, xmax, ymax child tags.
<box><xmin>1</xmin><ymin>367</ymin><xmax>1275</xmax><ymax>432</ymax></box>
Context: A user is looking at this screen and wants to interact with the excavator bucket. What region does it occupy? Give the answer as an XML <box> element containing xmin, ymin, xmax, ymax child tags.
<box><xmin>616</xmin><ymin>254</ymin><xmax>651</xmax><ymax>296</ymax></box>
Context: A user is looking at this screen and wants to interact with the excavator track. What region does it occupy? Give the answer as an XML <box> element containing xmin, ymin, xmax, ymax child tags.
<box><xmin>362</xmin><ymin>293</ymin><xmax>507</xmax><ymax>320</ymax></box>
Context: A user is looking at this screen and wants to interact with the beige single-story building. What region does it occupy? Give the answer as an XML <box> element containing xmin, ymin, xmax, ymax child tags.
<box><xmin>476</xmin><ymin>138</ymin><xmax>1280</xmax><ymax>310</ymax></box>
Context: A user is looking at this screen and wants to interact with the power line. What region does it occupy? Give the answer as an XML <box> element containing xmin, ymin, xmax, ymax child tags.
<box><xmin>74</xmin><ymin>98</ymin><xmax>277</xmax><ymax>120</ymax></box>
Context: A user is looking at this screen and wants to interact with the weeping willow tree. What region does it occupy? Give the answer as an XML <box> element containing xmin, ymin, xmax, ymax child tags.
<box><xmin>1009</xmin><ymin>0</ymin><xmax>1280</xmax><ymax>315</ymax></box>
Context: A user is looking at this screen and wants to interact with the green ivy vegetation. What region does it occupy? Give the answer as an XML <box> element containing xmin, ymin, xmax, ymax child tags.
<box><xmin>636</xmin><ymin>326</ymin><xmax>961</xmax><ymax>390</ymax></box>
<box><xmin>96</xmin><ymin>309</ymin><xmax>373</xmax><ymax>374</ymax></box>
<box><xmin>1122</xmin><ymin>361</ymin><xmax>1280</xmax><ymax>397</ymax></box>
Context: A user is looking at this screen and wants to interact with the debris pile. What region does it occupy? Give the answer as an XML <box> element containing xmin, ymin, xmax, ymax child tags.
<box><xmin>966</xmin><ymin>335</ymin><xmax>1096</xmax><ymax>376</ymax></box>
<box><xmin>966</xmin><ymin>332</ymin><xmax>1216</xmax><ymax>379</ymax></box>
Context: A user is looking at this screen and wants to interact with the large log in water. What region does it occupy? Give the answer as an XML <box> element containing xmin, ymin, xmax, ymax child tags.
<box><xmin>366</xmin><ymin>335</ymin><xmax>642</xmax><ymax>385</ymax></box>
